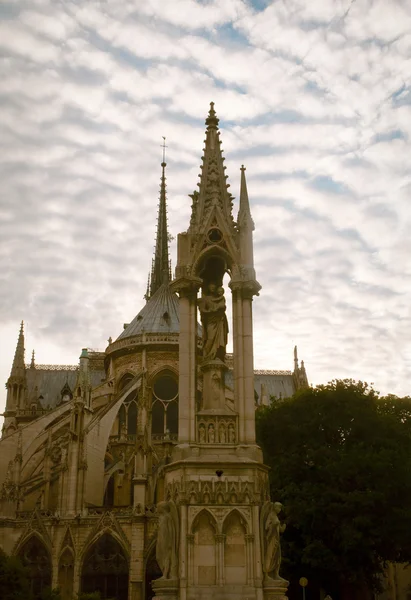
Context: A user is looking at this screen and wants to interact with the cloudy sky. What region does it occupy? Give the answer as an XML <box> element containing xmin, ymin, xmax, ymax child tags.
<box><xmin>1</xmin><ymin>0</ymin><xmax>411</xmax><ymax>417</ymax></box>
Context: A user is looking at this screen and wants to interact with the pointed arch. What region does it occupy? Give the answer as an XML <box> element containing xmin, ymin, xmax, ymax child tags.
<box><xmin>17</xmin><ymin>534</ymin><xmax>52</xmax><ymax>600</ymax></box>
<box><xmin>58</xmin><ymin>547</ymin><xmax>74</xmax><ymax>600</ymax></box>
<box><xmin>191</xmin><ymin>509</ymin><xmax>217</xmax><ymax>586</ymax></box>
<box><xmin>81</xmin><ymin>532</ymin><xmax>129</xmax><ymax>600</ymax></box>
<box><xmin>222</xmin><ymin>509</ymin><xmax>247</xmax><ymax>585</ymax></box>
<box><xmin>118</xmin><ymin>372</ymin><xmax>135</xmax><ymax>392</ymax></box>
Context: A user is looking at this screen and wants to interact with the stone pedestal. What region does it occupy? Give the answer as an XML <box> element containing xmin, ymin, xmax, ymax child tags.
<box><xmin>201</xmin><ymin>359</ymin><xmax>228</xmax><ymax>410</ymax></box>
<box><xmin>152</xmin><ymin>578</ymin><xmax>179</xmax><ymax>600</ymax></box>
<box><xmin>263</xmin><ymin>577</ymin><xmax>289</xmax><ymax>600</ymax></box>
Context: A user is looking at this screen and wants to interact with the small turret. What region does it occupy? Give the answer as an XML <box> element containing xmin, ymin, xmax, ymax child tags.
<box><xmin>293</xmin><ymin>345</ymin><xmax>309</xmax><ymax>390</ymax></box>
<box><xmin>237</xmin><ymin>165</ymin><xmax>256</xmax><ymax>281</ymax></box>
<box><xmin>5</xmin><ymin>321</ymin><xmax>27</xmax><ymax>412</ymax></box>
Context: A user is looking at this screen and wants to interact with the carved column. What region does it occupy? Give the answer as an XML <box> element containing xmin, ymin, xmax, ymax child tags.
<box><xmin>253</xmin><ymin>504</ymin><xmax>264</xmax><ymax>598</ymax></box>
<box><xmin>179</xmin><ymin>502</ymin><xmax>188</xmax><ymax>600</ymax></box>
<box><xmin>231</xmin><ymin>286</ymin><xmax>245</xmax><ymax>440</ymax></box>
<box><xmin>242</xmin><ymin>287</ymin><xmax>256</xmax><ymax>444</ymax></box>
<box><xmin>245</xmin><ymin>534</ymin><xmax>255</xmax><ymax>585</ymax></box>
<box><xmin>186</xmin><ymin>534</ymin><xmax>195</xmax><ymax>585</ymax></box>
<box><xmin>215</xmin><ymin>533</ymin><xmax>226</xmax><ymax>586</ymax></box>
<box><xmin>171</xmin><ymin>277</ymin><xmax>201</xmax><ymax>444</ymax></box>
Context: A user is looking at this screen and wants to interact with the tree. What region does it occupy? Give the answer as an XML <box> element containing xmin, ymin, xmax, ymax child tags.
<box><xmin>0</xmin><ymin>549</ymin><xmax>31</xmax><ymax>600</ymax></box>
<box><xmin>256</xmin><ymin>380</ymin><xmax>411</xmax><ymax>600</ymax></box>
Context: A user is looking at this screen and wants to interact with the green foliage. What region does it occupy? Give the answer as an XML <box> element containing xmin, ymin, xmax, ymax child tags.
<box><xmin>256</xmin><ymin>380</ymin><xmax>411</xmax><ymax>596</ymax></box>
<box><xmin>77</xmin><ymin>592</ymin><xmax>101</xmax><ymax>600</ymax></box>
<box><xmin>39</xmin><ymin>589</ymin><xmax>61</xmax><ymax>600</ymax></box>
<box><xmin>0</xmin><ymin>549</ymin><xmax>31</xmax><ymax>600</ymax></box>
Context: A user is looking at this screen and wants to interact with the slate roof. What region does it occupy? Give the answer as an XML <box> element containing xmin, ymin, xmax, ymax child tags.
<box><xmin>117</xmin><ymin>282</ymin><xmax>188</xmax><ymax>340</ymax></box>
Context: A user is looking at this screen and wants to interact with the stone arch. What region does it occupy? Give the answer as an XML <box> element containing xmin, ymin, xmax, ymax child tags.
<box><xmin>58</xmin><ymin>546</ymin><xmax>74</xmax><ymax>600</ymax></box>
<box><xmin>222</xmin><ymin>509</ymin><xmax>248</xmax><ymax>585</ymax></box>
<box><xmin>81</xmin><ymin>532</ymin><xmax>129</xmax><ymax>600</ymax></box>
<box><xmin>192</xmin><ymin>244</ymin><xmax>235</xmax><ymax>281</ymax></box>
<box><xmin>191</xmin><ymin>509</ymin><xmax>218</xmax><ymax>586</ymax></box>
<box><xmin>118</xmin><ymin>371</ymin><xmax>135</xmax><ymax>392</ymax></box>
<box><xmin>17</xmin><ymin>533</ymin><xmax>52</xmax><ymax>600</ymax></box>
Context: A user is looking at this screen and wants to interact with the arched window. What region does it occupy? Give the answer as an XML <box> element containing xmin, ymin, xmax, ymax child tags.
<box><xmin>118</xmin><ymin>373</ymin><xmax>134</xmax><ymax>392</ymax></box>
<box><xmin>118</xmin><ymin>404</ymin><xmax>126</xmax><ymax>435</ymax></box>
<box><xmin>151</xmin><ymin>372</ymin><xmax>178</xmax><ymax>437</ymax></box>
<box><xmin>166</xmin><ymin>401</ymin><xmax>178</xmax><ymax>434</ymax></box>
<box><xmin>18</xmin><ymin>536</ymin><xmax>51</xmax><ymax>600</ymax></box>
<box><xmin>58</xmin><ymin>548</ymin><xmax>74</xmax><ymax>600</ymax></box>
<box><xmin>104</xmin><ymin>474</ymin><xmax>115</xmax><ymax>507</ymax></box>
<box><xmin>81</xmin><ymin>533</ymin><xmax>128</xmax><ymax>600</ymax></box>
<box><xmin>127</xmin><ymin>402</ymin><xmax>137</xmax><ymax>436</ymax></box>
<box><xmin>152</xmin><ymin>401</ymin><xmax>165</xmax><ymax>435</ymax></box>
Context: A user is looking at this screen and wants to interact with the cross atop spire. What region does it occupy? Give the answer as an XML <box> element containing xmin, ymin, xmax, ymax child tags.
<box><xmin>148</xmin><ymin>147</ymin><xmax>171</xmax><ymax>299</ymax></box>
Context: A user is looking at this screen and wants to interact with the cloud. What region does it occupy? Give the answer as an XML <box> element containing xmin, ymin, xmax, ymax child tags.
<box><xmin>0</xmin><ymin>0</ymin><xmax>410</xmax><ymax>419</ymax></box>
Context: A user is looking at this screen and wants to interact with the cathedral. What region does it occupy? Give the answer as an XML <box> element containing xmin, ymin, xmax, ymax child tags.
<box><xmin>0</xmin><ymin>104</ymin><xmax>309</xmax><ymax>600</ymax></box>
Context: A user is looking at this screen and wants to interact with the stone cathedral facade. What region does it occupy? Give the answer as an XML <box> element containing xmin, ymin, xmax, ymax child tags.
<box><xmin>0</xmin><ymin>105</ymin><xmax>309</xmax><ymax>600</ymax></box>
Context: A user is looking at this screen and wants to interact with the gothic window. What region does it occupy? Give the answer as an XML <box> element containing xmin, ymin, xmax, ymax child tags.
<box><xmin>18</xmin><ymin>536</ymin><xmax>52</xmax><ymax>600</ymax></box>
<box><xmin>127</xmin><ymin>401</ymin><xmax>137</xmax><ymax>435</ymax></box>
<box><xmin>152</xmin><ymin>400</ymin><xmax>165</xmax><ymax>435</ymax></box>
<box><xmin>118</xmin><ymin>404</ymin><xmax>126</xmax><ymax>435</ymax></box>
<box><xmin>58</xmin><ymin>548</ymin><xmax>74</xmax><ymax>600</ymax></box>
<box><xmin>81</xmin><ymin>533</ymin><xmax>128</xmax><ymax>600</ymax></box>
<box><xmin>104</xmin><ymin>474</ymin><xmax>115</xmax><ymax>507</ymax></box>
<box><xmin>151</xmin><ymin>372</ymin><xmax>178</xmax><ymax>437</ymax></box>
<box><xmin>119</xmin><ymin>373</ymin><xmax>134</xmax><ymax>392</ymax></box>
<box><xmin>166</xmin><ymin>401</ymin><xmax>178</xmax><ymax>434</ymax></box>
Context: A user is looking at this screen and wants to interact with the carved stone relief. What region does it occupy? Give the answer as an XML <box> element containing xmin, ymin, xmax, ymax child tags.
<box><xmin>196</xmin><ymin>416</ymin><xmax>237</xmax><ymax>444</ymax></box>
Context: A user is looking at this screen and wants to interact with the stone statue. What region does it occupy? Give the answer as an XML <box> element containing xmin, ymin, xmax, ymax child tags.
<box><xmin>208</xmin><ymin>423</ymin><xmax>215</xmax><ymax>443</ymax></box>
<box><xmin>260</xmin><ymin>501</ymin><xmax>286</xmax><ymax>581</ymax></box>
<box><xmin>219</xmin><ymin>423</ymin><xmax>226</xmax><ymax>443</ymax></box>
<box><xmin>198</xmin><ymin>283</ymin><xmax>229</xmax><ymax>362</ymax></box>
<box><xmin>199</xmin><ymin>424</ymin><xmax>206</xmax><ymax>443</ymax></box>
<box><xmin>156</xmin><ymin>500</ymin><xmax>179</xmax><ymax>579</ymax></box>
<box><xmin>228</xmin><ymin>423</ymin><xmax>236</xmax><ymax>443</ymax></box>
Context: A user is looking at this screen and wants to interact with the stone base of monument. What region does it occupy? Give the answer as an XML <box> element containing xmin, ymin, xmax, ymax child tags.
<box><xmin>151</xmin><ymin>577</ymin><xmax>179</xmax><ymax>600</ymax></box>
<box><xmin>262</xmin><ymin>577</ymin><xmax>289</xmax><ymax>600</ymax></box>
<box><xmin>201</xmin><ymin>358</ymin><xmax>228</xmax><ymax>410</ymax></box>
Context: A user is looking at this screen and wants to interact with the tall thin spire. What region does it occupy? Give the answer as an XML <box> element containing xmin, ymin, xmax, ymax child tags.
<box><xmin>238</xmin><ymin>165</ymin><xmax>254</xmax><ymax>230</ymax></box>
<box><xmin>189</xmin><ymin>102</ymin><xmax>235</xmax><ymax>232</ymax></box>
<box><xmin>149</xmin><ymin>141</ymin><xmax>171</xmax><ymax>298</ymax></box>
<box><xmin>10</xmin><ymin>321</ymin><xmax>26</xmax><ymax>379</ymax></box>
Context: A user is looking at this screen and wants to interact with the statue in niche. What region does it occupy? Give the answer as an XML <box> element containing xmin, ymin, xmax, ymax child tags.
<box><xmin>156</xmin><ymin>500</ymin><xmax>179</xmax><ymax>580</ymax></box>
<box><xmin>260</xmin><ymin>501</ymin><xmax>287</xmax><ymax>582</ymax></box>
<box><xmin>198</xmin><ymin>282</ymin><xmax>229</xmax><ymax>362</ymax></box>
<box><xmin>219</xmin><ymin>423</ymin><xmax>226</xmax><ymax>443</ymax></box>
<box><xmin>208</xmin><ymin>423</ymin><xmax>215</xmax><ymax>443</ymax></box>
<box><xmin>198</xmin><ymin>424</ymin><xmax>206</xmax><ymax>443</ymax></box>
<box><xmin>228</xmin><ymin>423</ymin><xmax>236</xmax><ymax>443</ymax></box>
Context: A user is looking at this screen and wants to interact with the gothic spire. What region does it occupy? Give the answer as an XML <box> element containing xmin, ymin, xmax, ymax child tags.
<box><xmin>190</xmin><ymin>102</ymin><xmax>235</xmax><ymax>232</ymax></box>
<box><xmin>238</xmin><ymin>165</ymin><xmax>254</xmax><ymax>230</ymax></box>
<box><xmin>149</xmin><ymin>151</ymin><xmax>171</xmax><ymax>299</ymax></box>
<box><xmin>10</xmin><ymin>321</ymin><xmax>26</xmax><ymax>380</ymax></box>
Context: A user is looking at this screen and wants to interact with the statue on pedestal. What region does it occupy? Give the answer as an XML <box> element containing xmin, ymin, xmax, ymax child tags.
<box><xmin>156</xmin><ymin>500</ymin><xmax>179</xmax><ymax>580</ymax></box>
<box><xmin>260</xmin><ymin>501</ymin><xmax>287</xmax><ymax>582</ymax></box>
<box><xmin>198</xmin><ymin>283</ymin><xmax>229</xmax><ymax>362</ymax></box>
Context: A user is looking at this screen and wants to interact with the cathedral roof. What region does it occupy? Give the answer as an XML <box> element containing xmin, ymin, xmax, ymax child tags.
<box><xmin>116</xmin><ymin>281</ymin><xmax>180</xmax><ymax>340</ymax></box>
